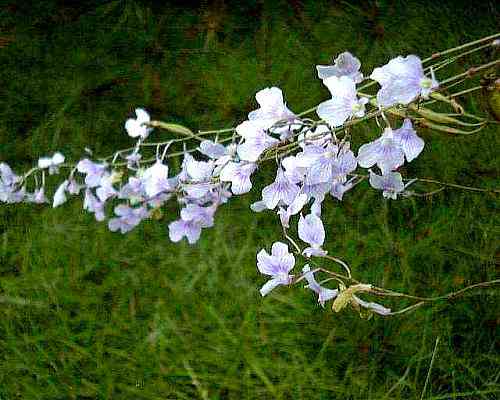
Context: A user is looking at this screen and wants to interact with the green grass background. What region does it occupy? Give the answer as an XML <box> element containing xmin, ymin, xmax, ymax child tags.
<box><xmin>0</xmin><ymin>0</ymin><xmax>499</xmax><ymax>398</ymax></box>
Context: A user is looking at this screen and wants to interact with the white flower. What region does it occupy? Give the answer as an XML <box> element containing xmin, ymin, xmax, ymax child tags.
<box><xmin>317</xmin><ymin>76</ymin><xmax>368</xmax><ymax>127</ymax></box>
<box><xmin>316</xmin><ymin>51</ymin><xmax>363</xmax><ymax>83</ymax></box>
<box><xmin>38</xmin><ymin>152</ymin><xmax>65</xmax><ymax>175</ymax></box>
<box><xmin>357</xmin><ymin>128</ymin><xmax>405</xmax><ymax>174</ymax></box>
<box><xmin>219</xmin><ymin>161</ymin><xmax>257</xmax><ymax>195</ymax></box>
<box><xmin>125</xmin><ymin>108</ymin><xmax>152</xmax><ymax>139</ymax></box>
<box><xmin>368</xmin><ymin>170</ymin><xmax>405</xmax><ymax>199</ymax></box>
<box><xmin>236</xmin><ymin>121</ymin><xmax>279</xmax><ymax>162</ymax></box>
<box><xmin>141</xmin><ymin>160</ymin><xmax>171</xmax><ymax>198</ymax></box>
<box><xmin>248</xmin><ymin>87</ymin><xmax>296</xmax><ymax>131</ymax></box>
<box><xmin>370</xmin><ymin>55</ymin><xmax>438</xmax><ymax>107</ymax></box>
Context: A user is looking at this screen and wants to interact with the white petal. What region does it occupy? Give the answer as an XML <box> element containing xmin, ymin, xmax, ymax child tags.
<box><xmin>322</xmin><ymin>75</ymin><xmax>356</xmax><ymax>99</ymax></box>
<box><xmin>53</xmin><ymin>180</ymin><xmax>68</xmax><ymax>207</ymax></box>
<box><xmin>52</xmin><ymin>152</ymin><xmax>65</xmax><ymax>165</ymax></box>
<box><xmin>255</xmin><ymin>87</ymin><xmax>284</xmax><ymax>109</ymax></box>
<box><xmin>259</xmin><ymin>278</ymin><xmax>283</xmax><ymax>297</ymax></box>
<box><xmin>135</xmin><ymin>108</ymin><xmax>150</xmax><ymax>124</ymax></box>
<box><xmin>125</xmin><ymin>119</ymin><xmax>143</xmax><ymax>138</ymax></box>
<box><xmin>317</xmin><ymin>98</ymin><xmax>351</xmax><ymax>127</ymax></box>
<box><xmin>37</xmin><ymin>157</ymin><xmax>52</xmax><ymax>169</ymax></box>
<box><xmin>357</xmin><ymin>140</ymin><xmax>381</xmax><ymax>169</ymax></box>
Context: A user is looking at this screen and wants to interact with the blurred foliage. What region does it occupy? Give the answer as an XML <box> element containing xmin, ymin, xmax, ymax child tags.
<box><xmin>0</xmin><ymin>0</ymin><xmax>499</xmax><ymax>398</ymax></box>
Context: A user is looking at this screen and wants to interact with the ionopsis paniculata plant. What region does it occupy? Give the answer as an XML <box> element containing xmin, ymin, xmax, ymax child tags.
<box><xmin>2</xmin><ymin>34</ymin><xmax>499</xmax><ymax>318</ymax></box>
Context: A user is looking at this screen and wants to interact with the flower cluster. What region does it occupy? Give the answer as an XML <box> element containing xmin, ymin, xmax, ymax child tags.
<box><xmin>2</xmin><ymin>38</ymin><xmax>494</xmax><ymax>316</ymax></box>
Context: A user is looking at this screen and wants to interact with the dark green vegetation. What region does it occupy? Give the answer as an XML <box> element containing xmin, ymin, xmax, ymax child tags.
<box><xmin>0</xmin><ymin>1</ymin><xmax>499</xmax><ymax>398</ymax></box>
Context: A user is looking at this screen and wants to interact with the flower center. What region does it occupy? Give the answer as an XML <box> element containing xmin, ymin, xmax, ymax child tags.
<box><xmin>351</xmin><ymin>102</ymin><xmax>363</xmax><ymax>113</ymax></box>
<box><xmin>420</xmin><ymin>77</ymin><xmax>433</xmax><ymax>89</ymax></box>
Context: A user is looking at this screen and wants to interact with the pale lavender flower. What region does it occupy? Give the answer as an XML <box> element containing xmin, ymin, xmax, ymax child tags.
<box><xmin>370</xmin><ymin>55</ymin><xmax>438</xmax><ymax>107</ymax></box>
<box><xmin>393</xmin><ymin>118</ymin><xmax>424</xmax><ymax>162</ymax></box>
<box><xmin>0</xmin><ymin>163</ymin><xmax>22</xmax><ymax>203</ymax></box>
<box><xmin>236</xmin><ymin>121</ymin><xmax>279</xmax><ymax>162</ymax></box>
<box><xmin>168</xmin><ymin>204</ymin><xmax>215</xmax><ymax>244</ymax></box>
<box><xmin>141</xmin><ymin>160</ymin><xmax>171</xmax><ymax>198</ymax></box>
<box><xmin>298</xmin><ymin>213</ymin><xmax>327</xmax><ymax>257</ymax></box>
<box><xmin>180</xmin><ymin>204</ymin><xmax>215</xmax><ymax>226</ymax></box>
<box><xmin>369</xmin><ymin>170</ymin><xmax>405</xmax><ymax>199</ymax></box>
<box><xmin>37</xmin><ymin>152</ymin><xmax>65</xmax><ymax>175</ymax></box>
<box><xmin>77</xmin><ymin>159</ymin><xmax>107</xmax><ymax>188</ymax></box>
<box><xmin>108</xmin><ymin>204</ymin><xmax>149</xmax><ymax>234</ymax></box>
<box><xmin>2</xmin><ymin>186</ymin><xmax>25</xmax><ymax>204</ymax></box>
<box><xmin>219</xmin><ymin>161</ymin><xmax>257</xmax><ymax>195</ymax></box>
<box><xmin>261</xmin><ymin>167</ymin><xmax>300</xmax><ymax>209</ymax></box>
<box><xmin>357</xmin><ymin>128</ymin><xmax>405</xmax><ymax>174</ymax></box>
<box><xmin>295</xmin><ymin>144</ymin><xmax>333</xmax><ymax>184</ymax></box>
<box><xmin>0</xmin><ymin>163</ymin><xmax>17</xmax><ymax>186</ymax></box>
<box><xmin>125</xmin><ymin>108</ymin><xmax>152</xmax><ymax>139</ymax></box>
<box><xmin>302</xmin><ymin>265</ymin><xmax>338</xmax><ymax>307</ymax></box>
<box><xmin>178</xmin><ymin>154</ymin><xmax>215</xmax><ymax>199</ymax></box>
<box><xmin>168</xmin><ymin>219</ymin><xmax>203</xmax><ymax>244</ymax></box>
<box><xmin>96</xmin><ymin>173</ymin><xmax>118</xmax><ymax>202</ymax></box>
<box><xmin>248</xmin><ymin>87</ymin><xmax>296</xmax><ymax>131</ymax></box>
<box><xmin>257</xmin><ymin>242</ymin><xmax>295</xmax><ymax>296</ymax></box>
<box><xmin>83</xmin><ymin>189</ymin><xmax>105</xmax><ymax>221</ymax></box>
<box><xmin>301</xmin><ymin>143</ymin><xmax>357</xmax><ymax>185</ymax></box>
<box><xmin>26</xmin><ymin>187</ymin><xmax>48</xmax><ymax>204</ymax></box>
<box><xmin>316</xmin><ymin>51</ymin><xmax>363</xmax><ymax>83</ymax></box>
<box><xmin>317</xmin><ymin>76</ymin><xmax>368</xmax><ymax>127</ymax></box>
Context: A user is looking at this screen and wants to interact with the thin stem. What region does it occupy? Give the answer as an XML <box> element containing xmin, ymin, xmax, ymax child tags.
<box><xmin>449</xmin><ymin>85</ymin><xmax>482</xmax><ymax>98</ymax></box>
<box><xmin>420</xmin><ymin>337</ymin><xmax>441</xmax><ymax>400</ymax></box>
<box><xmin>422</xmin><ymin>32</ymin><xmax>500</xmax><ymax>63</ymax></box>
<box><xmin>415</xmin><ymin>178</ymin><xmax>500</xmax><ymax>194</ymax></box>
<box><xmin>439</xmin><ymin>59</ymin><xmax>500</xmax><ymax>86</ymax></box>
<box><xmin>425</xmin><ymin>42</ymin><xmax>495</xmax><ymax>73</ymax></box>
<box><xmin>320</xmin><ymin>254</ymin><xmax>352</xmax><ymax>278</ymax></box>
<box><xmin>198</xmin><ymin>127</ymin><xmax>235</xmax><ymax>135</ymax></box>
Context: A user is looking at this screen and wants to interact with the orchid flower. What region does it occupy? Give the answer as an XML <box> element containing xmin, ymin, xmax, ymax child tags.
<box><xmin>370</xmin><ymin>55</ymin><xmax>438</xmax><ymax>107</ymax></box>
<box><xmin>368</xmin><ymin>170</ymin><xmax>405</xmax><ymax>199</ymax></box>
<box><xmin>108</xmin><ymin>204</ymin><xmax>149</xmax><ymax>234</ymax></box>
<box><xmin>357</xmin><ymin>128</ymin><xmax>405</xmax><ymax>174</ymax></box>
<box><xmin>37</xmin><ymin>152</ymin><xmax>65</xmax><ymax>175</ymax></box>
<box><xmin>257</xmin><ymin>241</ymin><xmax>295</xmax><ymax>296</ymax></box>
<box><xmin>316</xmin><ymin>51</ymin><xmax>363</xmax><ymax>83</ymax></box>
<box><xmin>248</xmin><ymin>87</ymin><xmax>297</xmax><ymax>134</ymax></box>
<box><xmin>219</xmin><ymin>161</ymin><xmax>257</xmax><ymax>195</ymax></box>
<box><xmin>236</xmin><ymin>120</ymin><xmax>279</xmax><ymax>162</ymax></box>
<box><xmin>261</xmin><ymin>167</ymin><xmax>300</xmax><ymax>210</ymax></box>
<box><xmin>317</xmin><ymin>76</ymin><xmax>368</xmax><ymax>127</ymax></box>
<box><xmin>125</xmin><ymin>108</ymin><xmax>152</xmax><ymax>139</ymax></box>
